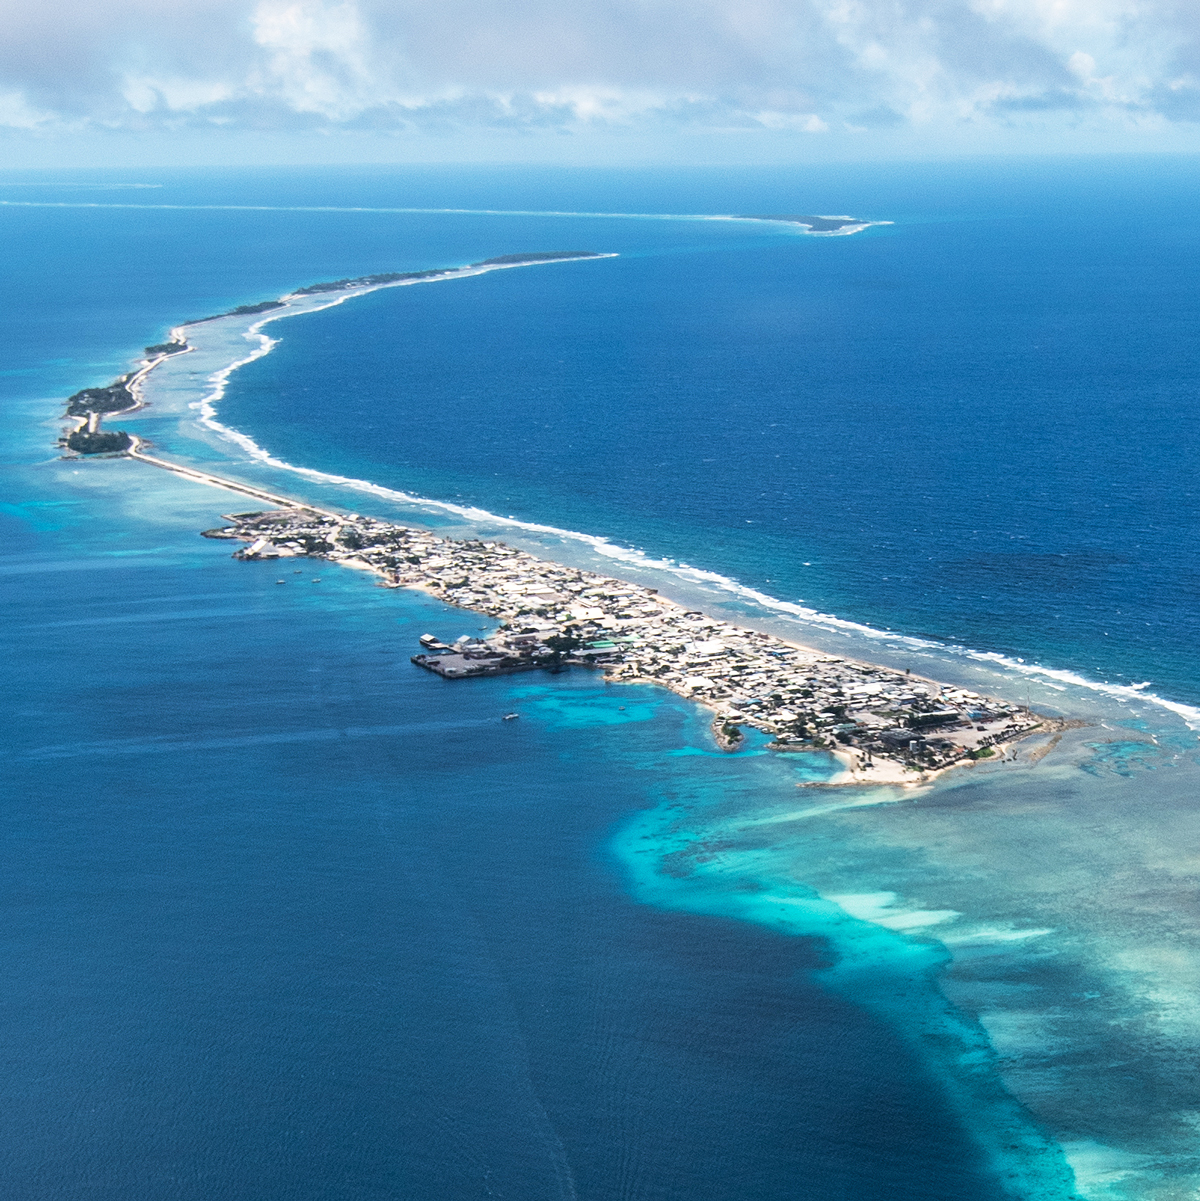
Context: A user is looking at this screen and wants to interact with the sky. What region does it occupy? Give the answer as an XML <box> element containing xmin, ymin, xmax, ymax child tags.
<box><xmin>3</xmin><ymin>0</ymin><xmax>1200</xmax><ymax>165</ymax></box>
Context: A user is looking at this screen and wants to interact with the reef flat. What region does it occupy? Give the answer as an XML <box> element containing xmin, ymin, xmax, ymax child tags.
<box><xmin>64</xmin><ymin>338</ymin><xmax>191</xmax><ymax>419</ymax></box>
<box><xmin>63</xmin><ymin>253</ymin><xmax>607</xmax><ymax>424</ymax></box>
<box><xmin>203</xmin><ymin>507</ymin><xmax>1052</xmax><ymax>783</ymax></box>
<box><xmin>734</xmin><ymin>213</ymin><xmax>882</xmax><ymax>234</ymax></box>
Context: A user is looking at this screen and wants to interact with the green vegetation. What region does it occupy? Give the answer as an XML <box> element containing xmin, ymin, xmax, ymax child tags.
<box><xmin>66</xmin><ymin>429</ymin><xmax>131</xmax><ymax>454</ymax></box>
<box><xmin>144</xmin><ymin>340</ymin><xmax>188</xmax><ymax>356</ymax></box>
<box><xmin>968</xmin><ymin>746</ymin><xmax>997</xmax><ymax>760</ymax></box>
<box><xmin>65</xmin><ymin>377</ymin><xmax>136</xmax><ymax>417</ymax></box>
<box><xmin>544</xmin><ymin>625</ymin><xmax>583</xmax><ymax>664</ymax></box>
<box><xmin>475</xmin><ymin>252</ymin><xmax>600</xmax><ymax>265</ymax></box>
<box><xmin>295</xmin><ymin>269</ymin><xmax>450</xmax><ymax>295</ymax></box>
<box><xmin>227</xmin><ymin>301</ymin><xmax>286</xmax><ymax>316</ymax></box>
<box><xmin>294</xmin><ymin>253</ymin><xmax>602</xmax><ymax>296</ymax></box>
<box><xmin>185</xmin><ymin>300</ymin><xmax>286</xmax><ymax>325</ymax></box>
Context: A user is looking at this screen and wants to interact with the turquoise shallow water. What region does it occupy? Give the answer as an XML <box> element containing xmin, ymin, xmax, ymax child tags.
<box><xmin>4</xmin><ymin>162</ymin><xmax>1200</xmax><ymax>1199</ymax></box>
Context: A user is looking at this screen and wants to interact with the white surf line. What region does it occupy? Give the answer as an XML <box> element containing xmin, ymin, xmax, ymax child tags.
<box><xmin>131</xmin><ymin>254</ymin><xmax>618</xmax><ymax>506</ymax></box>
<box><xmin>146</xmin><ymin>255</ymin><xmax>1200</xmax><ymax>735</ymax></box>
<box><xmin>185</xmin><ymin>254</ymin><xmax>617</xmax><ymax>463</ymax></box>
<box><xmin>0</xmin><ymin>200</ymin><xmax>886</xmax><ymax>232</ymax></box>
<box><xmin>727</xmin><ymin>215</ymin><xmax>894</xmax><ymax>237</ymax></box>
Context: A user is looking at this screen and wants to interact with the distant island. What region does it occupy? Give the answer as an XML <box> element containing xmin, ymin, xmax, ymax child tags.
<box><xmin>65</xmin><ymin>375</ymin><xmax>138</xmax><ymax>418</ymax></box>
<box><xmin>58</xmin><ymin>251</ymin><xmax>612</xmax><ymax>456</ymax></box>
<box><xmin>736</xmin><ymin>214</ymin><xmax>874</xmax><ymax>234</ymax></box>
<box><xmin>64</xmin><ymin>428</ymin><xmax>131</xmax><ymax>454</ymax></box>
<box><xmin>475</xmin><ymin>252</ymin><xmax>602</xmax><ymax>265</ymax></box>
<box><xmin>293</xmin><ymin>251</ymin><xmax>606</xmax><ymax>296</ymax></box>
<box><xmin>225</xmin><ymin>301</ymin><xmax>287</xmax><ymax>317</ymax></box>
<box><xmin>185</xmin><ymin>299</ymin><xmax>286</xmax><ymax>325</ymax></box>
<box><xmin>143</xmin><ymin>339</ymin><xmax>189</xmax><ymax>357</ymax></box>
<box><xmin>61</xmin><ymin>405</ymin><xmax>131</xmax><ymax>455</ymax></box>
<box><xmin>64</xmin><ymin>338</ymin><xmax>190</xmax><ymax>421</ymax></box>
<box><xmin>294</xmin><ymin>268</ymin><xmax>452</xmax><ymax>295</ymax></box>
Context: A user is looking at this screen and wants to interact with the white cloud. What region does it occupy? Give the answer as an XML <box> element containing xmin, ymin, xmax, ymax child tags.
<box><xmin>751</xmin><ymin>110</ymin><xmax>830</xmax><ymax>132</ymax></box>
<box><xmin>0</xmin><ymin>89</ymin><xmax>48</xmax><ymax>129</ymax></box>
<box><xmin>122</xmin><ymin>76</ymin><xmax>235</xmax><ymax>114</ymax></box>
<box><xmin>251</xmin><ymin>0</ymin><xmax>384</xmax><ymax>118</ymax></box>
<box><xmin>0</xmin><ymin>0</ymin><xmax>1199</xmax><ymax>143</ymax></box>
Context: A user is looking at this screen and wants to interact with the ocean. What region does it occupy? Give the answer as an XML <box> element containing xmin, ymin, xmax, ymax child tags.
<box><xmin>3</xmin><ymin>159</ymin><xmax>1200</xmax><ymax>1199</ymax></box>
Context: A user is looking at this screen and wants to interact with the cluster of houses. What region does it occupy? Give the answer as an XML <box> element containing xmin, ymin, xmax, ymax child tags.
<box><xmin>206</xmin><ymin>508</ymin><xmax>1043</xmax><ymax>777</ymax></box>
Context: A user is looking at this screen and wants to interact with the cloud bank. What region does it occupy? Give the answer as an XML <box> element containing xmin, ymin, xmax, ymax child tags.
<box><xmin>2</xmin><ymin>0</ymin><xmax>1199</xmax><ymax>147</ymax></box>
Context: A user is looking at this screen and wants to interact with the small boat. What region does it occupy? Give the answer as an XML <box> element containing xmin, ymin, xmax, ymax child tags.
<box><xmin>503</xmin><ymin>712</ymin><xmax>520</xmax><ymax>721</ymax></box>
<box><xmin>275</xmin><ymin>579</ymin><xmax>286</xmax><ymax>585</ymax></box>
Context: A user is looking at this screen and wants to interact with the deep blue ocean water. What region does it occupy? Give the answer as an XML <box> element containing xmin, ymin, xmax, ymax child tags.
<box><xmin>4</xmin><ymin>160</ymin><xmax>1200</xmax><ymax>1199</ymax></box>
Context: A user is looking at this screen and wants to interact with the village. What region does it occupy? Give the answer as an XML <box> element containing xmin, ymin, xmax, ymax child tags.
<box><xmin>204</xmin><ymin>507</ymin><xmax>1047</xmax><ymax>783</ymax></box>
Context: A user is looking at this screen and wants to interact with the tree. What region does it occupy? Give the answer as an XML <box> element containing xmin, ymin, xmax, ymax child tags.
<box><xmin>544</xmin><ymin>625</ymin><xmax>583</xmax><ymax>667</ymax></box>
